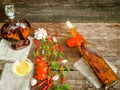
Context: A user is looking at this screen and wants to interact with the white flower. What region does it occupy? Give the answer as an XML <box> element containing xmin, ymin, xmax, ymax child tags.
<box><xmin>31</xmin><ymin>78</ymin><xmax>37</xmax><ymax>86</ymax></box>
<box><xmin>61</xmin><ymin>59</ymin><xmax>68</xmax><ymax>64</ymax></box>
<box><xmin>52</xmin><ymin>75</ymin><xmax>59</xmax><ymax>81</ymax></box>
<box><xmin>34</xmin><ymin>28</ymin><xmax>48</xmax><ymax>40</ymax></box>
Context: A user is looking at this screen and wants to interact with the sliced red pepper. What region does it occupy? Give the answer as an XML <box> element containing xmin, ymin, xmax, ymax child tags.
<box><xmin>37</xmin><ymin>80</ymin><xmax>47</xmax><ymax>87</ymax></box>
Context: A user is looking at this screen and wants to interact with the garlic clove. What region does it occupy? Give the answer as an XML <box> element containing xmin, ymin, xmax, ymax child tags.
<box><xmin>61</xmin><ymin>59</ymin><xmax>68</xmax><ymax>64</ymax></box>
<box><xmin>52</xmin><ymin>36</ymin><xmax>57</xmax><ymax>43</ymax></box>
<box><xmin>52</xmin><ymin>75</ymin><xmax>59</xmax><ymax>81</ymax></box>
<box><xmin>31</xmin><ymin>78</ymin><xmax>37</xmax><ymax>86</ymax></box>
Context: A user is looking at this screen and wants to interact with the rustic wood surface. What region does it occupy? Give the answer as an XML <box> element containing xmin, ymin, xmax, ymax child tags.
<box><xmin>0</xmin><ymin>23</ymin><xmax>120</xmax><ymax>90</ymax></box>
<box><xmin>0</xmin><ymin>0</ymin><xmax>120</xmax><ymax>22</ymax></box>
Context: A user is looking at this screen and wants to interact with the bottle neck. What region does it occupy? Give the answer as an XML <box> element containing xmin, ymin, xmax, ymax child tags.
<box><xmin>5</xmin><ymin>5</ymin><xmax>15</xmax><ymax>22</ymax></box>
<box><xmin>66</xmin><ymin>21</ymin><xmax>84</xmax><ymax>46</ymax></box>
<box><xmin>69</xmin><ymin>27</ymin><xmax>84</xmax><ymax>46</ymax></box>
<box><xmin>69</xmin><ymin>27</ymin><xmax>79</xmax><ymax>37</ymax></box>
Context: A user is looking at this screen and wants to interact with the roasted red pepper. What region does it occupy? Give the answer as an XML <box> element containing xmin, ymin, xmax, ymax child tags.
<box><xmin>35</xmin><ymin>60</ymin><xmax>48</xmax><ymax>80</ymax></box>
<box><xmin>66</xmin><ymin>37</ymin><xmax>77</xmax><ymax>48</ymax></box>
<box><xmin>66</xmin><ymin>35</ymin><xmax>84</xmax><ymax>48</ymax></box>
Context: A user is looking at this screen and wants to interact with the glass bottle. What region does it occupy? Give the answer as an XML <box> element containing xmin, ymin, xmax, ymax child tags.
<box><xmin>1</xmin><ymin>5</ymin><xmax>31</xmax><ymax>50</ymax></box>
<box><xmin>66</xmin><ymin>21</ymin><xmax>118</xmax><ymax>89</ymax></box>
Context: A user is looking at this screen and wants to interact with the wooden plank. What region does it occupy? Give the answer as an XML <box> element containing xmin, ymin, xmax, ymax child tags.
<box><xmin>0</xmin><ymin>0</ymin><xmax>120</xmax><ymax>22</ymax></box>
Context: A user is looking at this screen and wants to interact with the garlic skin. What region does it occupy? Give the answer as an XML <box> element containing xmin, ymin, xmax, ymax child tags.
<box><xmin>34</xmin><ymin>28</ymin><xmax>48</xmax><ymax>40</ymax></box>
<box><xmin>61</xmin><ymin>59</ymin><xmax>68</xmax><ymax>64</ymax></box>
<box><xmin>52</xmin><ymin>75</ymin><xmax>59</xmax><ymax>81</ymax></box>
<box><xmin>31</xmin><ymin>78</ymin><xmax>37</xmax><ymax>86</ymax></box>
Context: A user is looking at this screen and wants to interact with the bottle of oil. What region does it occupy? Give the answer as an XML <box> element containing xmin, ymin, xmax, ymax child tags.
<box><xmin>1</xmin><ymin>5</ymin><xmax>31</xmax><ymax>50</ymax></box>
<box><xmin>66</xmin><ymin>21</ymin><xmax>118</xmax><ymax>89</ymax></box>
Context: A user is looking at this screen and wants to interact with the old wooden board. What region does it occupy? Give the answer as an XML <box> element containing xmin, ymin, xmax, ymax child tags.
<box><xmin>0</xmin><ymin>23</ymin><xmax>120</xmax><ymax>90</ymax></box>
<box><xmin>0</xmin><ymin>0</ymin><xmax>120</xmax><ymax>22</ymax></box>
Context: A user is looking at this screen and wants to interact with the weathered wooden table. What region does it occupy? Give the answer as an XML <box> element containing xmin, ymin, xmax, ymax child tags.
<box><xmin>0</xmin><ymin>23</ymin><xmax>120</xmax><ymax>90</ymax></box>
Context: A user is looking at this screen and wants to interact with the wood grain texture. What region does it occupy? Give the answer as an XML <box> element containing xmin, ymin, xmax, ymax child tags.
<box><xmin>0</xmin><ymin>0</ymin><xmax>120</xmax><ymax>22</ymax></box>
<box><xmin>0</xmin><ymin>23</ymin><xmax>120</xmax><ymax>90</ymax></box>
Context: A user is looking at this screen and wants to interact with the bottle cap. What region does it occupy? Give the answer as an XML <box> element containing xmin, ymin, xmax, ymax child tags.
<box><xmin>66</xmin><ymin>21</ymin><xmax>74</xmax><ymax>29</ymax></box>
<box><xmin>5</xmin><ymin>5</ymin><xmax>15</xmax><ymax>20</ymax></box>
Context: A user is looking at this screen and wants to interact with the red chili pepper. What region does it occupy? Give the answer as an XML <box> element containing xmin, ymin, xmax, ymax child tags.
<box><xmin>56</xmin><ymin>57</ymin><xmax>61</xmax><ymax>62</ymax></box>
<box><xmin>48</xmin><ymin>81</ymin><xmax>53</xmax><ymax>89</ymax></box>
<box><xmin>37</xmin><ymin>80</ymin><xmax>47</xmax><ymax>87</ymax></box>
<box><xmin>60</xmin><ymin>65</ymin><xmax>63</xmax><ymax>74</ymax></box>
<box><xmin>51</xmin><ymin>53</ymin><xmax>55</xmax><ymax>59</ymax></box>
<box><xmin>47</xmin><ymin>67</ymin><xmax>50</xmax><ymax>74</ymax></box>
<box><xmin>59</xmin><ymin>46</ymin><xmax>63</xmax><ymax>52</ymax></box>
<box><xmin>47</xmin><ymin>61</ymin><xmax>51</xmax><ymax>66</ymax></box>
<box><xmin>37</xmin><ymin>55</ymin><xmax>42</xmax><ymax>59</ymax></box>
<box><xmin>36</xmin><ymin>47</ymin><xmax>40</xmax><ymax>54</ymax></box>
<box><xmin>55</xmin><ymin>31</ymin><xmax>58</xmax><ymax>37</ymax></box>
<box><xmin>61</xmin><ymin>77</ymin><xmax>65</xmax><ymax>83</ymax></box>
<box><xmin>42</xmin><ymin>85</ymin><xmax>48</xmax><ymax>90</ymax></box>
<box><xmin>33</xmin><ymin>39</ymin><xmax>40</xmax><ymax>47</ymax></box>
<box><xmin>47</xmin><ymin>37</ymin><xmax>52</xmax><ymax>41</ymax></box>
<box><xmin>48</xmin><ymin>72</ymin><xmax>54</xmax><ymax>85</ymax></box>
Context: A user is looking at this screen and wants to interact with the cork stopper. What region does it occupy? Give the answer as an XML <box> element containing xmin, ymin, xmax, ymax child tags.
<box><xmin>66</xmin><ymin>21</ymin><xmax>74</xmax><ymax>29</ymax></box>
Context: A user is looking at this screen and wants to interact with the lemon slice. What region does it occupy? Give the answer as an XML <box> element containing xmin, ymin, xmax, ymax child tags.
<box><xmin>12</xmin><ymin>59</ymin><xmax>32</xmax><ymax>76</ymax></box>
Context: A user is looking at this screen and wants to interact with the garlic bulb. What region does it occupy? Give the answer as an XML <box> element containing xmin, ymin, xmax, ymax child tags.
<box><xmin>34</xmin><ymin>28</ymin><xmax>48</xmax><ymax>40</ymax></box>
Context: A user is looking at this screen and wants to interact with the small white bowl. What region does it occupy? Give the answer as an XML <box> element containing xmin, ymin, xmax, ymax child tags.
<box><xmin>12</xmin><ymin>59</ymin><xmax>33</xmax><ymax>77</ymax></box>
